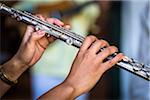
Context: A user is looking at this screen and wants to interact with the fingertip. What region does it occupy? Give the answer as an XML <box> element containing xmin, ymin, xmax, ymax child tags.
<box><xmin>31</xmin><ymin>31</ymin><xmax>45</xmax><ymax>41</ymax></box>
<box><xmin>112</xmin><ymin>46</ymin><xmax>118</xmax><ymax>52</ymax></box>
<box><xmin>46</xmin><ymin>18</ymin><xmax>64</xmax><ymax>26</ymax></box>
<box><xmin>37</xmin><ymin>30</ymin><xmax>45</xmax><ymax>35</ymax></box>
<box><xmin>118</xmin><ymin>53</ymin><xmax>125</xmax><ymax>60</ymax></box>
<box><xmin>55</xmin><ymin>19</ymin><xmax>64</xmax><ymax>26</ymax></box>
<box><xmin>64</xmin><ymin>25</ymin><xmax>71</xmax><ymax>30</ymax></box>
<box><xmin>26</xmin><ymin>25</ymin><xmax>34</xmax><ymax>33</ymax></box>
<box><xmin>102</xmin><ymin>53</ymin><xmax>124</xmax><ymax>70</ymax></box>
<box><xmin>99</xmin><ymin>39</ymin><xmax>110</xmax><ymax>47</ymax></box>
<box><xmin>36</xmin><ymin>14</ymin><xmax>45</xmax><ymax>21</ymax></box>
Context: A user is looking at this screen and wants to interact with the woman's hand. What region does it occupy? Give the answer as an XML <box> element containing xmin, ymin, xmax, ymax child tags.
<box><xmin>0</xmin><ymin>15</ymin><xmax>70</xmax><ymax>97</ymax></box>
<box><xmin>14</xmin><ymin>15</ymin><xmax>70</xmax><ymax>67</ymax></box>
<box><xmin>2</xmin><ymin>15</ymin><xmax>70</xmax><ymax>81</ymax></box>
<box><xmin>64</xmin><ymin>35</ymin><xmax>124</xmax><ymax>98</ymax></box>
<box><xmin>39</xmin><ymin>35</ymin><xmax>124</xmax><ymax>100</ymax></box>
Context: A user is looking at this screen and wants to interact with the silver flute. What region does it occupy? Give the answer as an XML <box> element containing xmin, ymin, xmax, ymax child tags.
<box><xmin>0</xmin><ymin>3</ymin><xmax>150</xmax><ymax>81</ymax></box>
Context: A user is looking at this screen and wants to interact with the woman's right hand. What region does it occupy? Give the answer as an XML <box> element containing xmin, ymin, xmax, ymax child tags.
<box><xmin>64</xmin><ymin>35</ymin><xmax>124</xmax><ymax>98</ymax></box>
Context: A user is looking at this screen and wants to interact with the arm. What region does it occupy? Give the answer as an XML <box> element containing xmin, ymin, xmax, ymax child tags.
<box><xmin>39</xmin><ymin>36</ymin><xmax>124</xmax><ymax>100</ymax></box>
<box><xmin>0</xmin><ymin>16</ymin><xmax>69</xmax><ymax>97</ymax></box>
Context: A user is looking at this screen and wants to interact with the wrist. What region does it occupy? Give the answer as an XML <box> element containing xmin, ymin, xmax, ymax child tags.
<box><xmin>60</xmin><ymin>81</ymin><xmax>77</xmax><ymax>100</ymax></box>
<box><xmin>63</xmin><ymin>80</ymin><xmax>83</xmax><ymax>99</ymax></box>
<box><xmin>2</xmin><ymin>56</ymin><xmax>28</xmax><ymax>81</ymax></box>
<box><xmin>39</xmin><ymin>81</ymin><xmax>77</xmax><ymax>100</ymax></box>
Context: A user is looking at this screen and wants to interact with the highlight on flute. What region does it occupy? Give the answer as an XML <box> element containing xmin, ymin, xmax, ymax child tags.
<box><xmin>0</xmin><ymin>1</ymin><xmax>149</xmax><ymax>100</ymax></box>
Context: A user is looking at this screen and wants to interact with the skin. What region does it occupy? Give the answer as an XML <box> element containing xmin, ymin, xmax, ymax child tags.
<box><xmin>0</xmin><ymin>15</ymin><xmax>124</xmax><ymax>99</ymax></box>
<box><xmin>0</xmin><ymin>15</ymin><xmax>70</xmax><ymax>97</ymax></box>
<box><xmin>39</xmin><ymin>36</ymin><xmax>123</xmax><ymax>100</ymax></box>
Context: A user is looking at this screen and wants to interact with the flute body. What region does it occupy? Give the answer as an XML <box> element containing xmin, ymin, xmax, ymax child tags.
<box><xmin>0</xmin><ymin>3</ymin><xmax>150</xmax><ymax>81</ymax></box>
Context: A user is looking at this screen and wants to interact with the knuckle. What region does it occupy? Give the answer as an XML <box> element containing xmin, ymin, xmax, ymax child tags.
<box><xmin>88</xmin><ymin>35</ymin><xmax>95</xmax><ymax>38</ymax></box>
<box><xmin>55</xmin><ymin>19</ymin><xmax>64</xmax><ymax>25</ymax></box>
<box><xmin>46</xmin><ymin>18</ymin><xmax>53</xmax><ymax>22</ymax></box>
<box><xmin>45</xmin><ymin>18</ymin><xmax>50</xmax><ymax>21</ymax></box>
<box><xmin>92</xmin><ymin>40</ymin><xmax>101</xmax><ymax>47</ymax></box>
<box><xmin>84</xmin><ymin>50</ymin><xmax>93</xmax><ymax>58</ymax></box>
<box><xmin>108</xmin><ymin>60</ymin><xmax>114</xmax><ymax>65</ymax></box>
<box><xmin>56</xmin><ymin>19</ymin><xmax>62</xmax><ymax>23</ymax></box>
<box><xmin>104</xmin><ymin>48</ymin><xmax>111</xmax><ymax>54</ymax></box>
<box><xmin>87</xmin><ymin>35</ymin><xmax>97</xmax><ymax>41</ymax></box>
<box><xmin>101</xmin><ymin>39</ymin><xmax>109</xmax><ymax>46</ymax></box>
<box><xmin>53</xmin><ymin>18</ymin><xmax>59</xmax><ymax>21</ymax></box>
<box><xmin>97</xmin><ymin>40</ymin><xmax>102</xmax><ymax>44</ymax></box>
<box><xmin>55</xmin><ymin>19</ymin><xmax>60</xmax><ymax>23</ymax></box>
<box><xmin>85</xmin><ymin>36</ymin><xmax>92</xmax><ymax>43</ymax></box>
<box><xmin>110</xmin><ymin>46</ymin><xmax>118</xmax><ymax>52</ymax></box>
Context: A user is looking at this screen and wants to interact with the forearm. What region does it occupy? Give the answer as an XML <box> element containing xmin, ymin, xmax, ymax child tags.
<box><xmin>0</xmin><ymin>79</ymin><xmax>10</xmax><ymax>97</ymax></box>
<box><xmin>38</xmin><ymin>82</ymin><xmax>77</xmax><ymax>100</ymax></box>
<box><xmin>2</xmin><ymin>56</ymin><xmax>28</xmax><ymax>80</ymax></box>
<box><xmin>0</xmin><ymin>56</ymin><xmax>28</xmax><ymax>97</ymax></box>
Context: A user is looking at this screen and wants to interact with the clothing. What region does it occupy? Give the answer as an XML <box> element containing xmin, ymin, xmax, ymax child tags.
<box><xmin>121</xmin><ymin>1</ymin><xmax>150</xmax><ymax>100</ymax></box>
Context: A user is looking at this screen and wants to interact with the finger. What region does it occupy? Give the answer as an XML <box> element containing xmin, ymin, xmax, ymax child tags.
<box><xmin>64</xmin><ymin>25</ymin><xmax>71</xmax><ymax>30</ymax></box>
<box><xmin>36</xmin><ymin>14</ymin><xmax>46</xmax><ymax>21</ymax></box>
<box><xmin>97</xmin><ymin>46</ymin><xmax>118</xmax><ymax>62</ymax></box>
<box><xmin>54</xmin><ymin>19</ymin><xmax>64</xmax><ymax>26</ymax></box>
<box><xmin>101</xmin><ymin>53</ymin><xmax>124</xmax><ymax>71</ymax></box>
<box><xmin>46</xmin><ymin>18</ymin><xmax>64</xmax><ymax>26</ymax></box>
<box><xmin>25</xmin><ymin>25</ymin><xmax>35</xmax><ymax>33</ymax></box>
<box><xmin>23</xmin><ymin>25</ymin><xmax>35</xmax><ymax>43</ymax></box>
<box><xmin>80</xmin><ymin>36</ymin><xmax>97</xmax><ymax>52</ymax></box>
<box><xmin>36</xmin><ymin>36</ymin><xmax>49</xmax><ymax>49</ymax></box>
<box><xmin>37</xmin><ymin>35</ymin><xmax>56</xmax><ymax>49</ymax></box>
<box><xmin>29</xmin><ymin>30</ymin><xmax>45</xmax><ymax>44</ymax></box>
<box><xmin>88</xmin><ymin>39</ymin><xmax>109</xmax><ymax>54</ymax></box>
<box><xmin>47</xmin><ymin>36</ymin><xmax>56</xmax><ymax>43</ymax></box>
<box><xmin>43</xmin><ymin>34</ymin><xmax>56</xmax><ymax>42</ymax></box>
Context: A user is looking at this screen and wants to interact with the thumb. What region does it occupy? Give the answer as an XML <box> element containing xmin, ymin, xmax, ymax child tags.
<box><xmin>25</xmin><ymin>25</ymin><xmax>35</xmax><ymax>33</ymax></box>
<box><xmin>22</xmin><ymin>25</ymin><xmax>35</xmax><ymax>43</ymax></box>
<box><xmin>29</xmin><ymin>30</ymin><xmax>45</xmax><ymax>44</ymax></box>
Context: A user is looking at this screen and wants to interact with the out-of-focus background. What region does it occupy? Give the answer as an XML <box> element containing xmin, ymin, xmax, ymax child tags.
<box><xmin>0</xmin><ymin>0</ymin><xmax>149</xmax><ymax>100</ymax></box>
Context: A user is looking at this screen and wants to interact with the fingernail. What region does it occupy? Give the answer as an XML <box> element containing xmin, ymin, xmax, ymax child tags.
<box><xmin>38</xmin><ymin>30</ymin><xmax>45</xmax><ymax>35</ymax></box>
<box><xmin>65</xmin><ymin>25</ymin><xmax>71</xmax><ymax>29</ymax></box>
<box><xmin>59</xmin><ymin>22</ymin><xmax>64</xmax><ymax>26</ymax></box>
<box><xmin>56</xmin><ymin>20</ymin><xmax>64</xmax><ymax>26</ymax></box>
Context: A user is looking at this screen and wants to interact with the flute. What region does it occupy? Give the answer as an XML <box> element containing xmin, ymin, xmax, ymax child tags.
<box><xmin>0</xmin><ymin>3</ymin><xmax>150</xmax><ymax>81</ymax></box>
